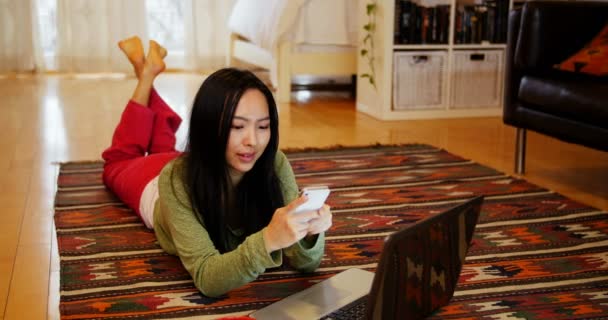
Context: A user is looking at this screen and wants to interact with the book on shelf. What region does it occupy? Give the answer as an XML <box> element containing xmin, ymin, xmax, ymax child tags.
<box><xmin>454</xmin><ymin>0</ymin><xmax>509</xmax><ymax>44</ymax></box>
<box><xmin>394</xmin><ymin>0</ymin><xmax>450</xmax><ymax>45</ymax></box>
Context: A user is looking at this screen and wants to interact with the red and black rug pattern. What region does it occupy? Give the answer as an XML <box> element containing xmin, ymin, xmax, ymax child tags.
<box><xmin>54</xmin><ymin>144</ymin><xmax>608</xmax><ymax>319</ymax></box>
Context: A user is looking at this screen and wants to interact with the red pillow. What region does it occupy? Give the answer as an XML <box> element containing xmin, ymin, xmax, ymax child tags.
<box><xmin>555</xmin><ymin>23</ymin><xmax>608</xmax><ymax>77</ymax></box>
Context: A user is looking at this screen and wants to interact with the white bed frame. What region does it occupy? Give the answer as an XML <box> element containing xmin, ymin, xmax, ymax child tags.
<box><xmin>227</xmin><ymin>32</ymin><xmax>357</xmax><ymax>103</ymax></box>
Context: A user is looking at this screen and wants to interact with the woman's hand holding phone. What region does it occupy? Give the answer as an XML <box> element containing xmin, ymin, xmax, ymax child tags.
<box><xmin>263</xmin><ymin>194</ymin><xmax>321</xmax><ymax>253</ymax></box>
<box><xmin>262</xmin><ymin>186</ymin><xmax>332</xmax><ymax>253</ymax></box>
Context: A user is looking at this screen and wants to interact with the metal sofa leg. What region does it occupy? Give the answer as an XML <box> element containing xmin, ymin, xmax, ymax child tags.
<box><xmin>515</xmin><ymin>128</ymin><xmax>527</xmax><ymax>174</ymax></box>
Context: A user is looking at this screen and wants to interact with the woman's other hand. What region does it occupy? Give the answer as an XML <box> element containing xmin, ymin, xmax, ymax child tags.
<box><xmin>262</xmin><ymin>195</ymin><xmax>320</xmax><ymax>253</ymax></box>
<box><xmin>306</xmin><ymin>204</ymin><xmax>332</xmax><ymax>236</ymax></box>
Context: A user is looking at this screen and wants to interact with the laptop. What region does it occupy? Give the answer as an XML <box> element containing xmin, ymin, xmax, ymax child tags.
<box><xmin>250</xmin><ymin>196</ymin><xmax>484</xmax><ymax>320</ymax></box>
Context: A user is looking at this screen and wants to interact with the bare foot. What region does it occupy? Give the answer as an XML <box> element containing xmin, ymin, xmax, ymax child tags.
<box><xmin>141</xmin><ymin>40</ymin><xmax>166</xmax><ymax>79</ymax></box>
<box><xmin>118</xmin><ymin>36</ymin><xmax>145</xmax><ymax>77</ymax></box>
<box><xmin>158</xmin><ymin>44</ymin><xmax>168</xmax><ymax>59</ymax></box>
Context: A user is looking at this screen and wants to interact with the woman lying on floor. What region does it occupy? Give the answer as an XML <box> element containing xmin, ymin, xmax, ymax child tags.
<box><xmin>101</xmin><ymin>36</ymin><xmax>332</xmax><ymax>297</ymax></box>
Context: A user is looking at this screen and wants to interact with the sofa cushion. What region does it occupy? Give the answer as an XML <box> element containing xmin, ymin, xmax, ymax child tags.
<box><xmin>518</xmin><ymin>75</ymin><xmax>608</xmax><ymax>128</ymax></box>
<box><xmin>514</xmin><ymin>2</ymin><xmax>608</xmax><ymax>72</ymax></box>
<box><xmin>554</xmin><ymin>22</ymin><xmax>608</xmax><ymax>77</ymax></box>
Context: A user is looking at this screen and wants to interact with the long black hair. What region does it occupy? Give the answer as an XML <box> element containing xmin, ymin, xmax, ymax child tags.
<box><xmin>181</xmin><ymin>68</ymin><xmax>284</xmax><ymax>253</ymax></box>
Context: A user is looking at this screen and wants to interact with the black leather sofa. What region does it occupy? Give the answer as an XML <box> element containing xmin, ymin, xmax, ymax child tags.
<box><xmin>504</xmin><ymin>1</ymin><xmax>608</xmax><ymax>174</ymax></box>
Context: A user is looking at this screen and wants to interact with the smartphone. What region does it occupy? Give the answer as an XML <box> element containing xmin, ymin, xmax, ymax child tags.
<box><xmin>294</xmin><ymin>185</ymin><xmax>331</xmax><ymax>214</ymax></box>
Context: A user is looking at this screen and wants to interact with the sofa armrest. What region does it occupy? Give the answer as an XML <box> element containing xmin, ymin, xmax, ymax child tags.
<box><xmin>503</xmin><ymin>8</ymin><xmax>523</xmax><ymax>125</ymax></box>
<box><xmin>515</xmin><ymin>1</ymin><xmax>608</xmax><ymax>72</ymax></box>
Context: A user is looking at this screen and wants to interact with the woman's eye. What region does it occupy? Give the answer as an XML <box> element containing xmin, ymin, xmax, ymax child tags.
<box><xmin>259</xmin><ymin>125</ymin><xmax>270</xmax><ymax>130</ymax></box>
<box><xmin>231</xmin><ymin>125</ymin><xmax>244</xmax><ymax>130</ymax></box>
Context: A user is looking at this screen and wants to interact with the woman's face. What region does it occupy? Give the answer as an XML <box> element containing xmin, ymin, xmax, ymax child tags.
<box><xmin>226</xmin><ymin>89</ymin><xmax>271</xmax><ymax>185</ymax></box>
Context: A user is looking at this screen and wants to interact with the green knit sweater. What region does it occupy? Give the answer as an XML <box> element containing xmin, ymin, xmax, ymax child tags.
<box><xmin>153</xmin><ymin>151</ymin><xmax>325</xmax><ymax>297</ymax></box>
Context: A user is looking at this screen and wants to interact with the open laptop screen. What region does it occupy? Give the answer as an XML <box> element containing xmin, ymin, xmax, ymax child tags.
<box><xmin>367</xmin><ymin>196</ymin><xmax>483</xmax><ymax>319</ymax></box>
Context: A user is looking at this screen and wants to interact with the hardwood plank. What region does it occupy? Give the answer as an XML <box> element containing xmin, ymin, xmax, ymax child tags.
<box><xmin>3</xmin><ymin>244</ymin><xmax>50</xmax><ymax>320</ymax></box>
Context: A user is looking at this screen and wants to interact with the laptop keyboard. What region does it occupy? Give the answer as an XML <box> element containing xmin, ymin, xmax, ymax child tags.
<box><xmin>321</xmin><ymin>296</ymin><xmax>368</xmax><ymax>320</ymax></box>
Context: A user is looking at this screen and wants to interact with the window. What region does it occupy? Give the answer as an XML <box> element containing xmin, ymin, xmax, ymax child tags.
<box><xmin>34</xmin><ymin>0</ymin><xmax>188</xmax><ymax>70</ymax></box>
<box><xmin>36</xmin><ymin>0</ymin><xmax>57</xmax><ymax>68</ymax></box>
<box><xmin>145</xmin><ymin>0</ymin><xmax>185</xmax><ymax>55</ymax></box>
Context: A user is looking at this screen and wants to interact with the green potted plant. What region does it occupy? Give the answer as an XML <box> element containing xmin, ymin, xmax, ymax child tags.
<box><xmin>361</xmin><ymin>1</ymin><xmax>377</xmax><ymax>90</ymax></box>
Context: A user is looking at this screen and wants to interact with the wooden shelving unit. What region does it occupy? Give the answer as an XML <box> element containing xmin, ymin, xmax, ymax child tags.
<box><xmin>356</xmin><ymin>0</ymin><xmax>514</xmax><ymax>120</ymax></box>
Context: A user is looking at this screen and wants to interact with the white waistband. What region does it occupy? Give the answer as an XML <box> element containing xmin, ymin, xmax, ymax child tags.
<box><xmin>139</xmin><ymin>175</ymin><xmax>160</xmax><ymax>229</ymax></box>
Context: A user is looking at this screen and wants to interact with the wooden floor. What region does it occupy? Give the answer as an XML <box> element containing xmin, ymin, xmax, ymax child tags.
<box><xmin>0</xmin><ymin>73</ymin><xmax>606</xmax><ymax>319</ymax></box>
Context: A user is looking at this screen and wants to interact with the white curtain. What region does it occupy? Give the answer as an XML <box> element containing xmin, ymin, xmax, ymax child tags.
<box><xmin>183</xmin><ymin>0</ymin><xmax>236</xmax><ymax>71</ymax></box>
<box><xmin>0</xmin><ymin>0</ymin><xmax>39</xmax><ymax>73</ymax></box>
<box><xmin>144</xmin><ymin>0</ymin><xmax>235</xmax><ymax>72</ymax></box>
<box><xmin>55</xmin><ymin>0</ymin><xmax>147</xmax><ymax>73</ymax></box>
<box><xmin>0</xmin><ymin>0</ymin><xmax>235</xmax><ymax>73</ymax></box>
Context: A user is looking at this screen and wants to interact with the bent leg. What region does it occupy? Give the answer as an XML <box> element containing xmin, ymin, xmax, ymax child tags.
<box><xmin>102</xmin><ymin>37</ymin><xmax>177</xmax><ymax>221</ymax></box>
<box><xmin>101</xmin><ymin>99</ymin><xmax>163</xmax><ymax>220</ymax></box>
<box><xmin>102</xmin><ymin>101</ymin><xmax>155</xmax><ymax>164</ymax></box>
<box><xmin>148</xmin><ymin>88</ymin><xmax>182</xmax><ymax>154</ymax></box>
<box><xmin>103</xmin><ymin>37</ymin><xmax>166</xmax><ymax>163</ymax></box>
<box><xmin>101</xmin><ymin>98</ymin><xmax>180</xmax><ymax>220</ymax></box>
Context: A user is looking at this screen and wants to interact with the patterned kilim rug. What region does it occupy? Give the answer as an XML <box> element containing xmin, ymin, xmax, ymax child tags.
<box><xmin>54</xmin><ymin>144</ymin><xmax>608</xmax><ymax>319</ymax></box>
